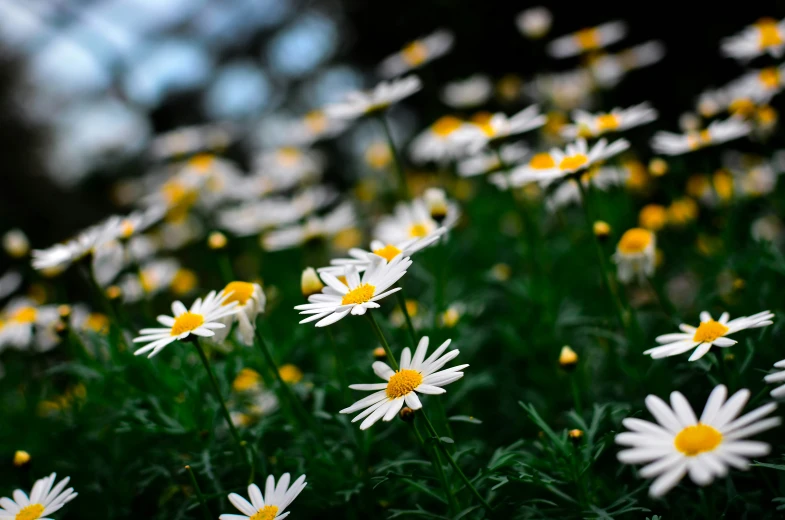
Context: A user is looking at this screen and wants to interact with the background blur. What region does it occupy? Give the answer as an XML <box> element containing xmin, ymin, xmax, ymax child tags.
<box><xmin>0</xmin><ymin>0</ymin><xmax>783</xmax><ymax>248</ymax></box>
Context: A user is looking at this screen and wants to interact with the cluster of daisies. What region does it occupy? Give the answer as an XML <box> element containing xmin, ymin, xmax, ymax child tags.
<box><xmin>5</xmin><ymin>5</ymin><xmax>785</xmax><ymax>518</ymax></box>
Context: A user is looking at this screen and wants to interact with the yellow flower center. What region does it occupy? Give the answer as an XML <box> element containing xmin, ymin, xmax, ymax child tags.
<box><xmin>170</xmin><ymin>312</ymin><xmax>205</xmax><ymax>336</ymax></box>
<box><xmin>409</xmin><ymin>223</ymin><xmax>430</xmax><ymax>238</ymax></box>
<box><xmin>687</xmin><ymin>129</ymin><xmax>712</xmax><ymax>150</ymax></box>
<box><xmin>596</xmin><ymin>113</ymin><xmax>620</xmax><ymax>131</ymax></box>
<box><xmin>757</xmin><ymin>18</ymin><xmax>783</xmax><ymax>49</ymax></box>
<box><xmin>373</xmin><ymin>244</ymin><xmax>402</xmax><ymax>262</ymax></box>
<box><xmin>223</xmin><ymin>281</ymin><xmax>255</xmax><ymax>306</ymax></box>
<box><xmin>277</xmin><ymin>147</ymin><xmax>301</xmax><ymax>167</ymax></box>
<box><xmin>386</xmin><ymin>369</ymin><xmax>423</xmax><ymax>398</ymax></box>
<box><xmin>529</xmin><ymin>152</ymin><xmax>556</xmax><ymax>169</ymax></box>
<box><xmin>402</xmin><ymin>41</ymin><xmax>429</xmax><ymax>66</ymax></box>
<box><xmin>84</xmin><ymin>313</ymin><xmax>109</xmax><ymax>334</ymax></box>
<box><xmin>431</xmin><ymin>116</ymin><xmax>463</xmax><ymax>137</ymax></box>
<box><xmin>341</xmin><ymin>284</ymin><xmax>376</xmax><ymax>305</ymax></box>
<box><xmin>713</xmin><ymin>170</ymin><xmax>734</xmax><ymax>201</ymax></box>
<box><xmin>304</xmin><ymin>110</ymin><xmax>327</xmax><ymax>133</ymax></box>
<box><xmin>758</xmin><ymin>105</ymin><xmax>777</xmax><ymax>124</ymax></box>
<box><xmin>188</xmin><ymin>154</ymin><xmax>215</xmax><ymax>173</ymax></box>
<box><xmin>120</xmin><ymin>220</ymin><xmax>136</xmax><ymax>239</ymax></box>
<box><xmin>250</xmin><ymin>505</ymin><xmax>279</xmax><ymax>520</ymax></box>
<box><xmin>470</xmin><ymin>112</ymin><xmax>495</xmax><ymax>136</ymax></box>
<box><xmin>674</xmin><ymin>423</ymin><xmax>723</xmax><ymax>456</ymax></box>
<box><xmin>171</xmin><ymin>269</ymin><xmax>198</xmax><ymax>295</ymax></box>
<box><xmin>10</xmin><ymin>306</ymin><xmax>37</xmax><ymax>324</ymax></box>
<box><xmin>233</xmin><ymin>368</ymin><xmax>262</xmax><ymax>392</ymax></box>
<box><xmin>617</xmin><ymin>228</ymin><xmax>653</xmax><ymax>254</ymax></box>
<box><xmin>729</xmin><ymin>97</ymin><xmax>755</xmax><ymax>117</ymax></box>
<box><xmin>559</xmin><ymin>154</ymin><xmax>589</xmax><ymax>171</ymax></box>
<box><xmin>692</xmin><ymin>320</ymin><xmax>730</xmax><ymax>343</ymax></box>
<box><xmin>279</xmin><ymin>363</ymin><xmax>303</xmax><ymax>384</ymax></box>
<box><xmin>575</xmin><ymin>27</ymin><xmax>601</xmax><ymax>50</ymax></box>
<box><xmin>15</xmin><ymin>504</ymin><xmax>45</xmax><ymax>520</ymax></box>
<box><xmin>759</xmin><ymin>67</ymin><xmax>780</xmax><ymax>89</ymax></box>
<box><xmin>365</xmin><ymin>142</ymin><xmax>392</xmax><ymax>169</ymax></box>
<box><xmin>638</xmin><ymin>204</ymin><xmax>667</xmax><ymax>231</ymax></box>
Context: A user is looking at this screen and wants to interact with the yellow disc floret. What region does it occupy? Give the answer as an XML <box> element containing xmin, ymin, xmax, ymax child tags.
<box><xmin>596</xmin><ymin>113</ymin><xmax>620</xmax><ymax>132</ymax></box>
<box><xmin>223</xmin><ymin>281</ymin><xmax>255</xmax><ymax>306</ymax></box>
<box><xmin>402</xmin><ymin>41</ymin><xmax>429</xmax><ymax>66</ymax></box>
<box><xmin>250</xmin><ymin>505</ymin><xmax>279</xmax><ymax>520</ymax></box>
<box><xmin>15</xmin><ymin>504</ymin><xmax>45</xmax><ymax>520</ymax></box>
<box><xmin>10</xmin><ymin>307</ymin><xmax>37</xmax><ymax>324</ymax></box>
<box><xmin>386</xmin><ymin>369</ymin><xmax>424</xmax><ymax>398</ymax></box>
<box><xmin>617</xmin><ymin>228</ymin><xmax>653</xmax><ymax>254</ymax></box>
<box><xmin>674</xmin><ymin>423</ymin><xmax>723</xmax><ymax>456</ymax></box>
<box><xmin>529</xmin><ymin>153</ymin><xmax>556</xmax><ymax>170</ymax></box>
<box><xmin>170</xmin><ymin>312</ymin><xmax>205</xmax><ymax>336</ymax></box>
<box><xmin>341</xmin><ymin>284</ymin><xmax>376</xmax><ymax>305</ymax></box>
<box><xmin>432</xmin><ymin>116</ymin><xmax>463</xmax><ymax>137</ymax></box>
<box><xmin>373</xmin><ymin>244</ymin><xmax>403</xmax><ymax>262</ymax></box>
<box><xmin>559</xmin><ymin>154</ymin><xmax>589</xmax><ymax>171</ymax></box>
<box><xmin>692</xmin><ymin>320</ymin><xmax>730</xmax><ymax>343</ymax></box>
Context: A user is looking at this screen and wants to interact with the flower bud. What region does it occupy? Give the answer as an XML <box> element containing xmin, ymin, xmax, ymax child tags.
<box><xmin>207</xmin><ymin>231</ymin><xmax>227</xmax><ymax>250</ymax></box>
<box><xmin>13</xmin><ymin>450</ymin><xmax>31</xmax><ymax>468</ymax></box>
<box><xmin>593</xmin><ymin>221</ymin><xmax>611</xmax><ymax>241</ymax></box>
<box><xmin>301</xmin><ymin>267</ymin><xmax>324</xmax><ymax>298</ymax></box>
<box><xmin>424</xmin><ymin>188</ymin><xmax>449</xmax><ymax>224</ymax></box>
<box><xmin>568</xmin><ymin>428</ymin><xmax>583</xmax><ymax>444</ymax></box>
<box><xmin>399</xmin><ymin>406</ymin><xmax>416</xmax><ymax>422</ymax></box>
<box><xmin>373</xmin><ymin>347</ymin><xmax>387</xmax><ymax>360</ymax></box>
<box><xmin>3</xmin><ymin>229</ymin><xmax>29</xmax><ymax>258</ymax></box>
<box><xmin>559</xmin><ymin>346</ymin><xmax>578</xmax><ymax>370</ymax></box>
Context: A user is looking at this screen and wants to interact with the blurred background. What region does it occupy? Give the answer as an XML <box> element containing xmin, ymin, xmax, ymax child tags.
<box><xmin>0</xmin><ymin>0</ymin><xmax>782</xmax><ymax>247</ymax></box>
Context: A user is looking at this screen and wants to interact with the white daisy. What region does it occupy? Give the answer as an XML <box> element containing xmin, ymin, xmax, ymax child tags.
<box><xmin>319</xmin><ymin>230</ymin><xmax>445</xmax><ymax>275</ymax></box>
<box><xmin>132</xmin><ymin>291</ymin><xmax>240</xmax><ymax>358</ymax></box>
<box><xmin>589</xmin><ymin>41</ymin><xmax>666</xmax><ymax>89</ymax></box>
<box><xmin>2</xmin><ymin>229</ymin><xmax>29</xmax><ymax>258</ymax></box>
<box><xmin>515</xmin><ymin>7</ymin><xmax>552</xmax><ymax>39</ymax></box>
<box><xmin>612</xmin><ymin>228</ymin><xmax>656</xmax><ymax>284</ymax></box>
<box><xmin>726</xmin><ymin>66</ymin><xmax>785</xmax><ymax>105</ymax></box>
<box><xmin>545</xmin><ymin>166</ymin><xmax>629</xmax><ymax>211</ymax></box>
<box><xmin>561</xmin><ymin>103</ymin><xmax>658</xmax><ymax>139</ymax></box>
<box><xmin>0</xmin><ymin>472</ymin><xmax>77</xmax><ymax>520</ymax></box>
<box><xmin>651</xmin><ymin>117</ymin><xmax>751</xmax><ymax>156</ymax></box>
<box><xmin>440</xmin><ymin>75</ymin><xmax>493</xmax><ymax>108</ymax></box>
<box><xmin>246</xmin><ymin>147</ymin><xmax>325</xmax><ymax>196</ymax></box>
<box><xmin>465</xmin><ymin>105</ymin><xmax>546</xmax><ymax>153</ymax></box>
<box><xmin>721</xmin><ymin>17</ymin><xmax>785</xmax><ymax>61</ymax></box>
<box><xmin>616</xmin><ymin>385</ymin><xmax>780</xmax><ymax>497</ymax></box>
<box><xmin>118</xmin><ymin>258</ymin><xmax>180</xmax><ymax>303</ymax></box>
<box><xmin>212</xmin><ymin>282</ymin><xmax>266</xmax><ymax>346</ymax></box>
<box><xmin>0</xmin><ymin>298</ymin><xmax>60</xmax><ymax>353</ymax></box>
<box><xmin>149</xmin><ymin>122</ymin><xmax>235</xmax><ymax>161</ymax></box>
<box><xmin>644</xmin><ymin>310</ymin><xmax>774</xmax><ymax>362</ymax></box>
<box><xmin>547</xmin><ymin>21</ymin><xmax>627</xmax><ymax>58</ymax></box>
<box><xmin>294</xmin><ymin>256</ymin><xmax>412</xmax><ymax>327</ymax></box>
<box><xmin>377</xmin><ymin>29</ymin><xmax>454</xmax><ymax>78</ymax></box>
<box><xmin>262</xmin><ymin>202</ymin><xmax>356</xmax><ymax>252</ymax></box>
<box><xmin>497</xmin><ymin>137</ymin><xmax>630</xmax><ymax>188</ymax></box>
<box><xmin>253</xmin><ymin>110</ymin><xmax>348</xmax><ymax>148</ymax></box>
<box><xmin>325</xmin><ymin>76</ymin><xmax>422</xmax><ymax>121</ymax></box>
<box><xmin>374</xmin><ymin>197</ymin><xmax>459</xmax><ymax>246</ymax></box>
<box><xmin>0</xmin><ymin>270</ymin><xmax>22</xmax><ymax>300</ymax></box>
<box><xmin>458</xmin><ymin>142</ymin><xmax>529</xmax><ymax>177</ymax></box>
<box><xmin>765</xmin><ymin>358</ymin><xmax>785</xmax><ymax>398</ymax></box>
<box><xmin>220</xmin><ymin>473</ymin><xmax>307</xmax><ymax>520</ymax></box>
<box><xmin>339</xmin><ymin>336</ymin><xmax>468</xmax><ymax>430</ymax></box>
<box><xmin>409</xmin><ymin>116</ymin><xmax>480</xmax><ymax>164</ymax></box>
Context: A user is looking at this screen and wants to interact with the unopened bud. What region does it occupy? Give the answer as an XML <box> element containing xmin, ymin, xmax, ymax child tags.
<box><xmin>207</xmin><ymin>231</ymin><xmax>227</xmax><ymax>250</ymax></box>
<box><xmin>424</xmin><ymin>187</ymin><xmax>449</xmax><ymax>224</ymax></box>
<box><xmin>559</xmin><ymin>346</ymin><xmax>578</xmax><ymax>370</ymax></box>
<box><xmin>568</xmin><ymin>428</ymin><xmax>583</xmax><ymax>444</ymax></box>
<box><xmin>373</xmin><ymin>347</ymin><xmax>387</xmax><ymax>360</ymax></box>
<box><xmin>593</xmin><ymin>221</ymin><xmax>611</xmax><ymax>241</ymax></box>
<box><xmin>649</xmin><ymin>158</ymin><xmax>668</xmax><ymax>177</ymax></box>
<box><xmin>301</xmin><ymin>267</ymin><xmax>324</xmax><ymax>298</ymax></box>
<box><xmin>3</xmin><ymin>229</ymin><xmax>30</xmax><ymax>258</ymax></box>
<box><xmin>399</xmin><ymin>406</ymin><xmax>416</xmax><ymax>422</ymax></box>
<box><xmin>13</xmin><ymin>450</ymin><xmax>31</xmax><ymax>467</ymax></box>
<box><xmin>57</xmin><ymin>305</ymin><xmax>71</xmax><ymax>318</ymax></box>
<box><xmin>106</xmin><ymin>285</ymin><xmax>123</xmax><ymax>300</ymax></box>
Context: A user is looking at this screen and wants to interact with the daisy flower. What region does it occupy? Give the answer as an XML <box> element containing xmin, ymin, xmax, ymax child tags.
<box><xmin>727</xmin><ymin>66</ymin><xmax>785</xmax><ymax>104</ymax></box>
<box><xmin>560</xmin><ymin>103</ymin><xmax>658</xmax><ymax>139</ymax></box>
<box><xmin>374</xmin><ymin>196</ymin><xmax>459</xmax><ymax>246</ymax></box>
<box><xmin>612</xmin><ymin>228</ymin><xmax>656</xmax><ymax>284</ymax></box>
<box><xmin>497</xmin><ymin>137</ymin><xmax>630</xmax><ymax>188</ymax></box>
<box><xmin>465</xmin><ymin>105</ymin><xmax>546</xmax><ymax>152</ymax></box>
<box><xmin>458</xmin><ymin>142</ymin><xmax>529</xmax><ymax>177</ymax></box>
<box><xmin>547</xmin><ymin>21</ymin><xmax>627</xmax><ymax>58</ymax></box>
<box><xmin>132</xmin><ymin>291</ymin><xmax>240</xmax><ymax>358</ymax></box>
<box><xmin>644</xmin><ymin>310</ymin><xmax>774</xmax><ymax>361</ymax></box>
<box><xmin>441</xmin><ymin>75</ymin><xmax>493</xmax><ymax>108</ymax></box>
<box><xmin>721</xmin><ymin>17</ymin><xmax>785</xmax><ymax>61</ymax></box>
<box><xmin>339</xmin><ymin>336</ymin><xmax>468</xmax><ymax>430</ymax></box>
<box><xmin>515</xmin><ymin>7</ymin><xmax>552</xmax><ymax>39</ymax></box>
<box><xmin>589</xmin><ymin>41</ymin><xmax>666</xmax><ymax>88</ymax></box>
<box><xmin>0</xmin><ymin>270</ymin><xmax>22</xmax><ymax>300</ymax></box>
<box><xmin>530</xmin><ymin>69</ymin><xmax>595</xmax><ymax>111</ymax></box>
<box><xmin>262</xmin><ymin>203</ymin><xmax>356</xmax><ymax>252</ymax></box>
<box><xmin>409</xmin><ymin>116</ymin><xmax>480</xmax><ymax>164</ymax></box>
<box><xmin>320</xmin><ymin>230</ymin><xmax>445</xmax><ymax>275</ymax></box>
<box><xmin>253</xmin><ymin>110</ymin><xmax>348</xmax><ymax>148</ymax></box>
<box><xmin>616</xmin><ymin>385</ymin><xmax>780</xmax><ymax>497</ymax></box>
<box><xmin>377</xmin><ymin>29</ymin><xmax>454</xmax><ymax>78</ymax></box>
<box><xmin>247</xmin><ymin>147</ymin><xmax>325</xmax><ymax>195</ymax></box>
<box><xmin>3</xmin><ymin>229</ymin><xmax>30</xmax><ymax>258</ymax></box>
<box><xmin>651</xmin><ymin>117</ymin><xmax>751</xmax><ymax>156</ymax></box>
<box><xmin>212</xmin><ymin>282</ymin><xmax>266</xmax><ymax>346</ymax></box>
<box><xmin>149</xmin><ymin>122</ymin><xmax>235</xmax><ymax>161</ymax></box>
<box><xmin>220</xmin><ymin>473</ymin><xmax>307</xmax><ymax>520</ymax></box>
<box><xmin>0</xmin><ymin>298</ymin><xmax>60</xmax><ymax>352</ymax></box>
<box><xmin>294</xmin><ymin>256</ymin><xmax>412</xmax><ymax>327</ymax></box>
<box><xmin>545</xmin><ymin>166</ymin><xmax>629</xmax><ymax>211</ymax></box>
<box><xmin>325</xmin><ymin>76</ymin><xmax>422</xmax><ymax>121</ymax></box>
<box><xmin>0</xmin><ymin>472</ymin><xmax>77</xmax><ymax>519</ymax></box>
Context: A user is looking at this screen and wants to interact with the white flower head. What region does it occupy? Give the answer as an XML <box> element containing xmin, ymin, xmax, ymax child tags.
<box><xmin>0</xmin><ymin>473</ymin><xmax>77</xmax><ymax>519</ymax></box>
<box><xmin>3</xmin><ymin>229</ymin><xmax>29</xmax><ymax>258</ymax></box>
<box><xmin>378</xmin><ymin>29</ymin><xmax>454</xmax><ymax>78</ymax></box>
<box><xmin>325</xmin><ymin>76</ymin><xmax>422</xmax><ymax>121</ymax></box>
<box><xmin>149</xmin><ymin>122</ymin><xmax>235</xmax><ymax>161</ymax></box>
<box><xmin>651</xmin><ymin>117</ymin><xmax>751</xmax><ymax>156</ymax></box>
<box><xmin>515</xmin><ymin>7</ymin><xmax>552</xmax><ymax>39</ymax></box>
<box><xmin>721</xmin><ymin>18</ymin><xmax>785</xmax><ymax>61</ymax></box>
<box><xmin>589</xmin><ymin>41</ymin><xmax>666</xmax><ymax>88</ymax></box>
<box><xmin>409</xmin><ymin>116</ymin><xmax>481</xmax><ymax>164</ymax></box>
<box><xmin>262</xmin><ymin>202</ymin><xmax>355</xmax><ymax>252</ymax></box>
<box><xmin>441</xmin><ymin>75</ymin><xmax>493</xmax><ymax>108</ymax></box>
<box><xmin>132</xmin><ymin>291</ymin><xmax>240</xmax><ymax>358</ymax></box>
<box><xmin>220</xmin><ymin>473</ymin><xmax>307</xmax><ymax>520</ymax></box>
<box><xmin>0</xmin><ymin>298</ymin><xmax>60</xmax><ymax>353</ymax></box>
<box><xmin>612</xmin><ymin>228</ymin><xmax>656</xmax><ymax>284</ymax></box>
<box><xmin>458</xmin><ymin>142</ymin><xmax>529</xmax><ymax>178</ymax></box>
<box><xmin>465</xmin><ymin>105</ymin><xmax>546</xmax><ymax>153</ymax></box>
<box><xmin>294</xmin><ymin>256</ymin><xmax>412</xmax><ymax>327</ymax></box>
<box><xmin>616</xmin><ymin>385</ymin><xmax>780</xmax><ymax>497</ymax></box>
<box><xmin>561</xmin><ymin>103</ymin><xmax>658</xmax><ymax>139</ymax></box>
<box><xmin>374</xmin><ymin>196</ymin><xmax>459</xmax><ymax>246</ymax></box>
<box><xmin>547</xmin><ymin>21</ymin><xmax>627</xmax><ymax>58</ymax></box>
<box><xmin>545</xmin><ymin>166</ymin><xmax>629</xmax><ymax>212</ymax></box>
<box><xmin>340</xmin><ymin>336</ymin><xmax>468</xmax><ymax>429</ymax></box>
<box><xmin>644</xmin><ymin>310</ymin><xmax>774</xmax><ymax>361</ymax></box>
<box><xmin>212</xmin><ymin>282</ymin><xmax>266</xmax><ymax>346</ymax></box>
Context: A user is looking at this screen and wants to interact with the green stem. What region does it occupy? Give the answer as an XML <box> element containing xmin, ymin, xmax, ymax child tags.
<box><xmin>327</xmin><ymin>327</ymin><xmax>350</xmax><ymax>402</ymax></box>
<box><xmin>575</xmin><ymin>180</ymin><xmax>627</xmax><ymax>330</ymax></box>
<box><xmin>377</xmin><ymin>113</ymin><xmax>409</xmax><ymax>200</ymax></box>
<box><xmin>192</xmin><ymin>340</ymin><xmax>245</xmax><ymax>452</ymax></box>
<box><xmin>218</xmin><ymin>255</ymin><xmax>235</xmax><ymax>284</ymax></box>
<box><xmin>395</xmin><ymin>289</ymin><xmax>418</xmax><ymax>348</ymax></box>
<box><xmin>185</xmin><ymin>465</ymin><xmax>212</xmax><ymax>520</ymax></box>
<box><xmin>366</xmin><ymin>312</ymin><xmax>399</xmax><ymax>370</ymax></box>
<box><xmin>420</xmin><ymin>411</ymin><xmax>494</xmax><ymax>515</ymax></box>
<box><xmin>570</xmin><ymin>376</ymin><xmax>583</xmax><ymax>417</ymax></box>
<box><xmin>410</xmin><ymin>420</ymin><xmax>459</xmax><ymax>515</ymax></box>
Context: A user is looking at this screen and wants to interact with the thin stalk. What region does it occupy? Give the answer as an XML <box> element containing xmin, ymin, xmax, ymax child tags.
<box><xmin>494</xmin><ymin>147</ymin><xmax>537</xmax><ymax>271</ymax></box>
<box><xmin>327</xmin><ymin>327</ymin><xmax>350</xmax><ymax>402</ymax></box>
<box><xmin>575</xmin><ymin>180</ymin><xmax>627</xmax><ymax>330</ymax></box>
<box><xmin>185</xmin><ymin>465</ymin><xmax>212</xmax><ymax>520</ymax></box>
<box><xmin>395</xmin><ymin>289</ymin><xmax>418</xmax><ymax>348</ymax></box>
<box><xmin>420</xmin><ymin>411</ymin><xmax>494</xmax><ymax>515</ymax></box>
<box><xmin>192</xmin><ymin>340</ymin><xmax>245</xmax><ymax>452</ymax></box>
<box><xmin>366</xmin><ymin>312</ymin><xmax>399</xmax><ymax>370</ymax></box>
<box><xmin>409</xmin><ymin>420</ymin><xmax>459</xmax><ymax>515</ymax></box>
<box><xmin>218</xmin><ymin>254</ymin><xmax>235</xmax><ymax>284</ymax></box>
<box><xmin>376</xmin><ymin>113</ymin><xmax>410</xmax><ymax>200</ymax></box>
<box><xmin>570</xmin><ymin>376</ymin><xmax>583</xmax><ymax>417</ymax></box>
<box><xmin>432</xmin><ymin>238</ymin><xmax>447</xmax><ymax>332</ymax></box>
